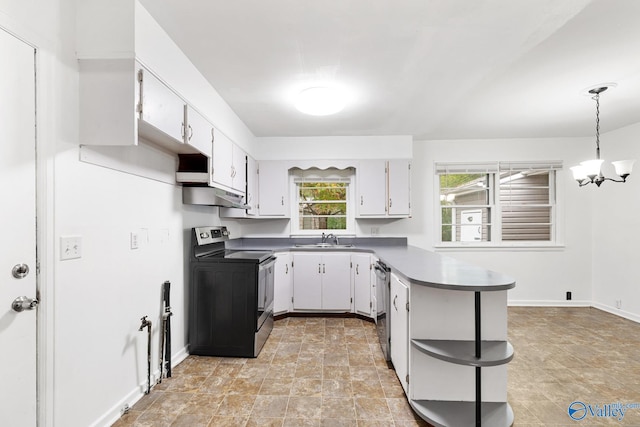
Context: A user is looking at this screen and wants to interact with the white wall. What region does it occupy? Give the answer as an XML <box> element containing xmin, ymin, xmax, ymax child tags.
<box><xmin>1</xmin><ymin>1</ymin><xmax>243</xmax><ymax>426</ymax></box>
<box><xmin>591</xmin><ymin>122</ymin><xmax>640</xmax><ymax>321</ymax></box>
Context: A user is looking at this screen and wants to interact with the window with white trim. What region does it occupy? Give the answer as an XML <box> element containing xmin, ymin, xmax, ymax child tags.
<box><xmin>436</xmin><ymin>161</ymin><xmax>561</xmax><ymax>245</ymax></box>
<box><xmin>291</xmin><ymin>168</ymin><xmax>354</xmax><ymax>234</ymax></box>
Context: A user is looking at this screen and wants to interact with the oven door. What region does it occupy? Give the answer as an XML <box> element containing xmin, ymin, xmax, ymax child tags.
<box><xmin>257</xmin><ymin>257</ymin><xmax>276</xmax><ymax>330</ymax></box>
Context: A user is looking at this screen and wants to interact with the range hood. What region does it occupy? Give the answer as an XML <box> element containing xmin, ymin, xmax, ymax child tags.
<box><xmin>183</xmin><ymin>186</ymin><xmax>250</xmax><ymax>209</ymax></box>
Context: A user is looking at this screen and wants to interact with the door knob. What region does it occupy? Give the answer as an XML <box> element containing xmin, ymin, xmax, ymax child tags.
<box><xmin>12</xmin><ymin>263</ymin><xmax>29</xmax><ymax>279</ymax></box>
<box><xmin>12</xmin><ymin>296</ymin><xmax>38</xmax><ymax>312</ymax></box>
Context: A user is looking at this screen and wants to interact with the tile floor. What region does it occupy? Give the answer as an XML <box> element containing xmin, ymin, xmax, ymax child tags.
<box><xmin>112</xmin><ymin>307</ymin><xmax>640</xmax><ymax>426</ymax></box>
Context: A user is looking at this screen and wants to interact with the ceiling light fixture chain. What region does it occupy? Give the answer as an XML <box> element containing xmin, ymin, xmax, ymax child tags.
<box><xmin>592</xmin><ymin>89</ymin><xmax>601</xmax><ymax>160</ymax></box>
<box><xmin>570</xmin><ymin>85</ymin><xmax>635</xmax><ymax>187</ymax></box>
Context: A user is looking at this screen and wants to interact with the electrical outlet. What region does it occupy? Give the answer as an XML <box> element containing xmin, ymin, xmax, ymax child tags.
<box><xmin>60</xmin><ymin>236</ymin><xmax>82</xmax><ymax>260</ymax></box>
<box><xmin>615</xmin><ymin>300</ymin><xmax>622</xmax><ymax>309</ymax></box>
<box><xmin>371</xmin><ymin>227</ymin><xmax>380</xmax><ymax>236</ymax></box>
<box><xmin>566</xmin><ymin>291</ymin><xmax>572</xmax><ymax>301</ymax></box>
<box><xmin>130</xmin><ymin>232</ymin><xmax>139</xmax><ymax>249</ymax></box>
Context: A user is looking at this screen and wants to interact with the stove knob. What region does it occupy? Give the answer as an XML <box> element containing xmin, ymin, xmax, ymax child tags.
<box><xmin>200</xmin><ymin>232</ymin><xmax>209</xmax><ymax>238</ymax></box>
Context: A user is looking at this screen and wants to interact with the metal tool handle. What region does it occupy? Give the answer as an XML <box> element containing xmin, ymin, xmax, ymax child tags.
<box><xmin>12</xmin><ymin>296</ymin><xmax>38</xmax><ymax>312</ymax></box>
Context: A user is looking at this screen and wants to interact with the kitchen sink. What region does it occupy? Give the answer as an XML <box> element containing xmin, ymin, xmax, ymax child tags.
<box><xmin>294</xmin><ymin>243</ymin><xmax>354</xmax><ymax>248</ymax></box>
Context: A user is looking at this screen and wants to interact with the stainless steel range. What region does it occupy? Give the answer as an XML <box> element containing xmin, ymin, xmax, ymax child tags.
<box><xmin>189</xmin><ymin>226</ymin><xmax>275</xmax><ymax>357</ymax></box>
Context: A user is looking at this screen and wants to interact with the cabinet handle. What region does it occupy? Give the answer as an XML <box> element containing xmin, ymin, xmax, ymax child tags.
<box><xmin>356</xmin><ymin>264</ymin><xmax>359</xmax><ymax>275</ymax></box>
<box><xmin>231</xmin><ymin>166</ymin><xmax>236</xmax><ymax>178</ymax></box>
<box><xmin>323</xmin><ymin>264</ymin><xmax>325</xmax><ymax>274</ymax></box>
<box><xmin>181</xmin><ymin>123</ymin><xmax>185</xmax><ymax>138</ymax></box>
<box><xmin>393</xmin><ymin>295</ymin><xmax>398</xmax><ymax>311</ymax></box>
<box><xmin>188</xmin><ymin>125</ymin><xmax>193</xmax><ymax>141</ymax></box>
<box><xmin>318</xmin><ymin>264</ymin><xmax>321</xmax><ymax>274</ymax></box>
<box><xmin>285</xmin><ymin>264</ymin><xmax>288</xmax><ymax>274</ymax></box>
<box><xmin>389</xmin><ymin>198</ymin><xmax>393</xmax><ymax>208</ymax></box>
<box><xmin>360</xmin><ymin>196</ymin><xmax>363</xmax><ymax>205</ymax></box>
<box><xmin>281</xmin><ymin>196</ymin><xmax>284</xmax><ymax>206</ymax></box>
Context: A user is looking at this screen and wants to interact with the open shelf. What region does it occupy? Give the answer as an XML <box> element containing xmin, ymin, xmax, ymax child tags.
<box><xmin>412</xmin><ymin>339</ymin><xmax>514</xmax><ymax>367</ymax></box>
<box><xmin>410</xmin><ymin>400</ymin><xmax>514</xmax><ymax>427</ymax></box>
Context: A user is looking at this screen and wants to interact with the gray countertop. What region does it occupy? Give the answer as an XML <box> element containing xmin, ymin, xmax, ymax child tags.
<box><xmin>226</xmin><ymin>237</ymin><xmax>515</xmax><ymax>292</ymax></box>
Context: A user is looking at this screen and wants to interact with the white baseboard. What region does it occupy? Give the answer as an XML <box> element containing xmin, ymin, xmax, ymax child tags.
<box><xmin>592</xmin><ymin>302</ymin><xmax>640</xmax><ymax>323</ymax></box>
<box><xmin>508</xmin><ymin>300</ymin><xmax>640</xmax><ymax>324</ymax></box>
<box><xmin>91</xmin><ymin>345</ymin><xmax>190</xmax><ymax>427</ymax></box>
<box><xmin>508</xmin><ymin>300</ymin><xmax>591</xmax><ymax>307</ymax></box>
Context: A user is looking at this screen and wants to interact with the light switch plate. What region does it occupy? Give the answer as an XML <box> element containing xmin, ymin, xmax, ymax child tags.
<box><xmin>60</xmin><ymin>236</ymin><xmax>82</xmax><ymax>260</ymax></box>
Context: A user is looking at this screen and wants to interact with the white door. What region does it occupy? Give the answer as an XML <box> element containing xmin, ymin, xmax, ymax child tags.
<box><xmin>352</xmin><ymin>254</ymin><xmax>372</xmax><ymax>316</ymax></box>
<box><xmin>357</xmin><ymin>160</ymin><xmax>387</xmax><ymax>216</ymax></box>
<box><xmin>388</xmin><ymin>159</ymin><xmax>411</xmax><ymax>216</ymax></box>
<box><xmin>0</xmin><ymin>28</ymin><xmax>38</xmax><ymax>427</ymax></box>
<box><xmin>184</xmin><ymin>104</ymin><xmax>213</xmax><ymax>156</ymax></box>
<box><xmin>273</xmin><ymin>253</ymin><xmax>291</xmax><ymax>314</ymax></box>
<box><xmin>232</xmin><ymin>144</ymin><xmax>247</xmax><ymax>194</ymax></box>
<box><xmin>139</xmin><ymin>66</ymin><xmax>185</xmax><ymax>144</ymax></box>
<box><xmin>292</xmin><ymin>253</ymin><xmax>322</xmax><ymax>309</ymax></box>
<box><xmin>390</xmin><ymin>273</ymin><xmax>409</xmax><ymax>395</ymax></box>
<box><xmin>321</xmin><ymin>253</ymin><xmax>352</xmax><ymax>311</ymax></box>
<box><xmin>258</xmin><ymin>161</ymin><xmax>289</xmax><ymax>216</ymax></box>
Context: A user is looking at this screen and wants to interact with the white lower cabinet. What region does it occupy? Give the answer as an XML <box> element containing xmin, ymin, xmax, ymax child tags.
<box><xmin>390</xmin><ymin>272</ymin><xmax>409</xmax><ymax>394</ymax></box>
<box><xmin>292</xmin><ymin>252</ymin><xmax>351</xmax><ymax>311</ymax></box>
<box><xmin>352</xmin><ymin>253</ymin><xmax>373</xmax><ymax>316</ymax></box>
<box><xmin>274</xmin><ymin>253</ymin><xmax>292</xmax><ymax>315</ymax></box>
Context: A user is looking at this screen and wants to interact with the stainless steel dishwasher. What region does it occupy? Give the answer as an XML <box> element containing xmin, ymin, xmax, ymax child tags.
<box><xmin>374</xmin><ymin>260</ymin><xmax>391</xmax><ymax>361</ymax></box>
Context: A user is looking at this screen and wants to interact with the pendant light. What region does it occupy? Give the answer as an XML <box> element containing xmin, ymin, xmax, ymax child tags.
<box><xmin>570</xmin><ymin>86</ymin><xmax>635</xmax><ymax>187</ymax></box>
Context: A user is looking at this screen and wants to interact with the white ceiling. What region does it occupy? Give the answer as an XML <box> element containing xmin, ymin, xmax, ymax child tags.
<box><xmin>139</xmin><ymin>0</ymin><xmax>640</xmax><ymax>140</ymax></box>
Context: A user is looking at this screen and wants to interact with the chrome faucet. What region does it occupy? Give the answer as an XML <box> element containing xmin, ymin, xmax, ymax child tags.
<box><xmin>324</xmin><ymin>233</ymin><xmax>339</xmax><ymax>245</ymax></box>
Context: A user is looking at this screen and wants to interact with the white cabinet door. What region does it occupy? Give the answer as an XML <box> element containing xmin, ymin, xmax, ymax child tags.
<box><xmin>390</xmin><ymin>273</ymin><xmax>409</xmax><ymax>394</ymax></box>
<box><xmin>232</xmin><ymin>145</ymin><xmax>247</xmax><ymax>194</ymax></box>
<box><xmin>274</xmin><ymin>253</ymin><xmax>292</xmax><ymax>314</ymax></box>
<box><xmin>357</xmin><ymin>160</ymin><xmax>388</xmax><ymax>216</ymax></box>
<box><xmin>353</xmin><ymin>253</ymin><xmax>372</xmax><ymax>316</ymax></box>
<box><xmin>321</xmin><ymin>253</ymin><xmax>352</xmax><ymax>311</ymax></box>
<box><xmin>388</xmin><ymin>160</ymin><xmax>411</xmax><ymax>216</ymax></box>
<box><xmin>292</xmin><ymin>253</ymin><xmax>323</xmax><ymax>310</ymax></box>
<box><xmin>258</xmin><ymin>161</ymin><xmax>289</xmax><ymax>217</ymax></box>
<box><xmin>246</xmin><ymin>155</ymin><xmax>258</xmax><ymax>215</ymax></box>
<box><xmin>212</xmin><ymin>128</ymin><xmax>234</xmax><ymax>189</ymax></box>
<box><xmin>184</xmin><ymin>105</ymin><xmax>212</xmax><ymax>157</ymax></box>
<box><xmin>139</xmin><ymin>67</ymin><xmax>184</xmax><ymax>145</ymax></box>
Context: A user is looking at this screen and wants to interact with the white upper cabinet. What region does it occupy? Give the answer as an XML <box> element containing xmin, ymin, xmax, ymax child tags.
<box><xmin>79</xmin><ymin>59</ymin><xmax>213</xmax><ymax>157</ymax></box>
<box><xmin>356</xmin><ymin>159</ymin><xmax>411</xmax><ymax>218</ymax></box>
<box><xmin>212</xmin><ymin>129</ymin><xmax>234</xmax><ymax>189</ymax></box>
<box><xmin>138</xmin><ymin>67</ymin><xmax>184</xmax><ymax>145</ymax></box>
<box><xmin>246</xmin><ymin>155</ymin><xmax>258</xmax><ymax>215</ymax></box>
<box><xmin>388</xmin><ymin>159</ymin><xmax>411</xmax><ymax>217</ymax></box>
<box><xmin>183</xmin><ymin>105</ymin><xmax>213</xmax><ymax>157</ymax></box>
<box><xmin>357</xmin><ymin>160</ymin><xmax>388</xmax><ymax>216</ymax></box>
<box><xmin>257</xmin><ymin>161</ymin><xmax>290</xmax><ymax>217</ymax></box>
<box><xmin>212</xmin><ymin>129</ymin><xmax>246</xmax><ymax>195</ymax></box>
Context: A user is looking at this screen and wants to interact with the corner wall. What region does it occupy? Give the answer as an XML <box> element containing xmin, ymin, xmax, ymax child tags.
<box><xmin>590</xmin><ymin>122</ymin><xmax>640</xmax><ymax>322</ymax></box>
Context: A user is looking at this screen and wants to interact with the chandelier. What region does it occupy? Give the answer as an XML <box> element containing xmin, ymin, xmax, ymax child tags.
<box><xmin>570</xmin><ymin>86</ymin><xmax>635</xmax><ymax>187</ymax></box>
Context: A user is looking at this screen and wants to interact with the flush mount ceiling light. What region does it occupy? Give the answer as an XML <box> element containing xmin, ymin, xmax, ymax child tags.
<box><xmin>570</xmin><ymin>85</ymin><xmax>635</xmax><ymax>187</ymax></box>
<box><xmin>295</xmin><ymin>86</ymin><xmax>346</xmax><ymax>116</ymax></box>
